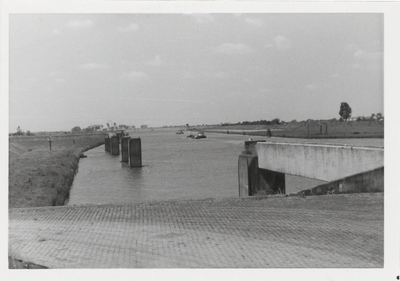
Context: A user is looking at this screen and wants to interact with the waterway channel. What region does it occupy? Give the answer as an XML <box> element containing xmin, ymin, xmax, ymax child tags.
<box><xmin>68</xmin><ymin>129</ymin><xmax>382</xmax><ymax>206</ymax></box>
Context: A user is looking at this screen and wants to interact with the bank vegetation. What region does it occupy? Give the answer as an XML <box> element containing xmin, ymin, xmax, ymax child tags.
<box><xmin>9</xmin><ymin>134</ymin><xmax>106</xmax><ymax>208</ymax></box>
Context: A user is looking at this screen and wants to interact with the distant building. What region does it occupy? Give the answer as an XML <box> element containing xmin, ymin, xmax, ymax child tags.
<box><xmin>87</xmin><ymin>124</ymin><xmax>103</xmax><ymax>131</ymax></box>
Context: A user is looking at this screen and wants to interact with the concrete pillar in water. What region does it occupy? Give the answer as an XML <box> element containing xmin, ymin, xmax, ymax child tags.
<box><xmin>121</xmin><ymin>136</ymin><xmax>131</xmax><ymax>163</ymax></box>
<box><xmin>129</xmin><ymin>138</ymin><xmax>142</xmax><ymax>167</ymax></box>
<box><xmin>110</xmin><ymin>136</ymin><xmax>120</xmax><ymax>155</ymax></box>
<box><xmin>105</xmin><ymin>137</ymin><xmax>110</xmax><ymax>152</ymax></box>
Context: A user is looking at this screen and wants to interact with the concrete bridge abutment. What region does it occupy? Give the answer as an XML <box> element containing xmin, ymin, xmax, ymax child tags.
<box><xmin>238</xmin><ymin>140</ymin><xmax>285</xmax><ymax>196</ymax></box>
<box><xmin>239</xmin><ymin>140</ymin><xmax>384</xmax><ymax>197</ymax></box>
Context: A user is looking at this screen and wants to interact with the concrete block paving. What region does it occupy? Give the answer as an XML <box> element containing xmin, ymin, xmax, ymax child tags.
<box><xmin>9</xmin><ymin>193</ymin><xmax>383</xmax><ymax>268</ymax></box>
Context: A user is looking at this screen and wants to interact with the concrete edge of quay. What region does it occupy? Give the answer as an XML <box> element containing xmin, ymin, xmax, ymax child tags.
<box><xmin>9</xmin><ymin>190</ymin><xmax>383</xmax><ymax>212</ymax></box>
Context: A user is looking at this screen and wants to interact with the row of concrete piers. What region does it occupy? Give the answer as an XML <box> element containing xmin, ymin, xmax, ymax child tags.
<box><xmin>104</xmin><ymin>135</ymin><xmax>142</xmax><ymax>167</ymax></box>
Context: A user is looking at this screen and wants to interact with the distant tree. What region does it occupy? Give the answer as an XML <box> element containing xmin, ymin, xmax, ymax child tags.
<box><xmin>26</xmin><ymin>130</ymin><xmax>33</xmax><ymax>136</ymax></box>
<box><xmin>339</xmin><ymin>102</ymin><xmax>352</xmax><ymax>121</ymax></box>
<box><xmin>266</xmin><ymin>129</ymin><xmax>272</xmax><ymax>137</ymax></box>
<box><xmin>14</xmin><ymin>126</ymin><xmax>24</xmax><ymax>136</ymax></box>
<box><xmin>271</xmin><ymin>118</ymin><xmax>280</xmax><ymax>125</ymax></box>
<box><xmin>106</xmin><ymin>123</ymin><xmax>110</xmax><ymax>129</ymax></box>
<box><xmin>376</xmin><ymin>113</ymin><xmax>383</xmax><ymax>119</ymax></box>
<box><xmin>370</xmin><ymin>113</ymin><xmax>376</xmax><ymax>120</ymax></box>
<box><xmin>71</xmin><ymin>126</ymin><xmax>81</xmax><ymax>133</ymax></box>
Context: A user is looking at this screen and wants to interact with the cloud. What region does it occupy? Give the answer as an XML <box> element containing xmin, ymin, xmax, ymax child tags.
<box><xmin>244</xmin><ymin>18</ymin><xmax>264</xmax><ymax>28</ymax></box>
<box><xmin>305</xmin><ymin>84</ymin><xmax>317</xmax><ymax>90</ymax></box>
<box><xmin>189</xmin><ymin>14</ymin><xmax>214</xmax><ymax>24</ymax></box>
<box><xmin>182</xmin><ymin>71</ymin><xmax>195</xmax><ymax>79</ymax></box>
<box><xmin>48</xmin><ymin>70</ymin><xmax>61</xmax><ymax>77</ymax></box>
<box><xmin>264</xmin><ymin>43</ymin><xmax>274</xmax><ymax>49</ymax></box>
<box><xmin>352</xmin><ymin>49</ymin><xmax>382</xmax><ymax>71</ymax></box>
<box><xmin>121</xmin><ymin>71</ymin><xmax>148</xmax><ymax>81</ymax></box>
<box><xmin>148</xmin><ymin>55</ymin><xmax>162</xmax><ymax>67</ymax></box>
<box><xmin>345</xmin><ymin>43</ymin><xmax>359</xmax><ymax>53</ymax></box>
<box><xmin>273</xmin><ymin>35</ymin><xmax>292</xmax><ymax>50</ymax></box>
<box><xmin>213</xmin><ymin>72</ymin><xmax>230</xmax><ymax>79</ymax></box>
<box><xmin>52</xmin><ymin>28</ymin><xmax>62</xmax><ymax>35</ymax></box>
<box><xmin>214</xmin><ymin>43</ymin><xmax>252</xmax><ymax>55</ymax></box>
<box><xmin>67</xmin><ymin>19</ymin><xmax>94</xmax><ymax>28</ymax></box>
<box><xmin>78</xmin><ymin>63</ymin><xmax>106</xmax><ymax>70</ymax></box>
<box><xmin>118</xmin><ymin>23</ymin><xmax>139</xmax><ymax>33</ymax></box>
<box><xmin>353</xmin><ymin>49</ymin><xmax>382</xmax><ymax>61</ymax></box>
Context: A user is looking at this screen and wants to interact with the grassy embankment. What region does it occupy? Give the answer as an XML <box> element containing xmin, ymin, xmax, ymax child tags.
<box><xmin>9</xmin><ymin>134</ymin><xmax>106</xmax><ymax>208</ymax></box>
<box><xmin>200</xmin><ymin>119</ymin><xmax>384</xmax><ymax>138</ymax></box>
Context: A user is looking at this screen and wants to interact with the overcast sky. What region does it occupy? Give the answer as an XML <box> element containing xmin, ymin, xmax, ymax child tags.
<box><xmin>9</xmin><ymin>13</ymin><xmax>383</xmax><ymax>132</ymax></box>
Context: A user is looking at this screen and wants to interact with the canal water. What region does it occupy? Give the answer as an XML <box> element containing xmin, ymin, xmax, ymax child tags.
<box><xmin>68</xmin><ymin>129</ymin><xmax>326</xmax><ymax>205</ymax></box>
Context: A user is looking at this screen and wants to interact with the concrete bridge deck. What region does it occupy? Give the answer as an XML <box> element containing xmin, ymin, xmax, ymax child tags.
<box><xmin>9</xmin><ymin>193</ymin><xmax>383</xmax><ymax>268</ymax></box>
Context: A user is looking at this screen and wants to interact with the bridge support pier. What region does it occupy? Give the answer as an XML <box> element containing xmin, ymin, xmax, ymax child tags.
<box><xmin>121</xmin><ymin>137</ymin><xmax>131</xmax><ymax>163</ymax></box>
<box><xmin>110</xmin><ymin>136</ymin><xmax>120</xmax><ymax>156</ymax></box>
<box><xmin>129</xmin><ymin>138</ymin><xmax>142</xmax><ymax>168</ymax></box>
<box><xmin>105</xmin><ymin>137</ymin><xmax>110</xmax><ymax>153</ymax></box>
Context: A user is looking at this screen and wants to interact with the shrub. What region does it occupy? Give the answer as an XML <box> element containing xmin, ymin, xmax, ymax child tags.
<box><xmin>266</xmin><ymin>129</ymin><xmax>272</xmax><ymax>137</ymax></box>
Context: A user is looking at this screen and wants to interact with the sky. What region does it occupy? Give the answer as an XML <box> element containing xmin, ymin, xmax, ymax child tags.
<box><xmin>9</xmin><ymin>13</ymin><xmax>383</xmax><ymax>132</ymax></box>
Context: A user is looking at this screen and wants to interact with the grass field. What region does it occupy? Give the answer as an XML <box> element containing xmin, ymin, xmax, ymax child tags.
<box><xmin>9</xmin><ymin>134</ymin><xmax>106</xmax><ymax>208</ymax></box>
<box><xmin>201</xmin><ymin>119</ymin><xmax>384</xmax><ymax>138</ymax></box>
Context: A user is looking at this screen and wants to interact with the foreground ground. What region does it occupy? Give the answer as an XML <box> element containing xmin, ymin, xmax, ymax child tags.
<box><xmin>9</xmin><ymin>193</ymin><xmax>383</xmax><ymax>268</ymax></box>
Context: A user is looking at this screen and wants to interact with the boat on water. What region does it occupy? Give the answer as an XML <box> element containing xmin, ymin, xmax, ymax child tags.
<box><xmin>188</xmin><ymin>132</ymin><xmax>206</xmax><ymax>139</ymax></box>
<box><xmin>194</xmin><ymin>132</ymin><xmax>206</xmax><ymax>139</ymax></box>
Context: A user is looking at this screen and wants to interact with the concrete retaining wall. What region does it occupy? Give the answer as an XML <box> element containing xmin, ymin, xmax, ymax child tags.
<box><xmin>256</xmin><ymin>142</ymin><xmax>384</xmax><ymax>181</ymax></box>
<box><xmin>299</xmin><ymin>167</ymin><xmax>384</xmax><ymax>196</ymax></box>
